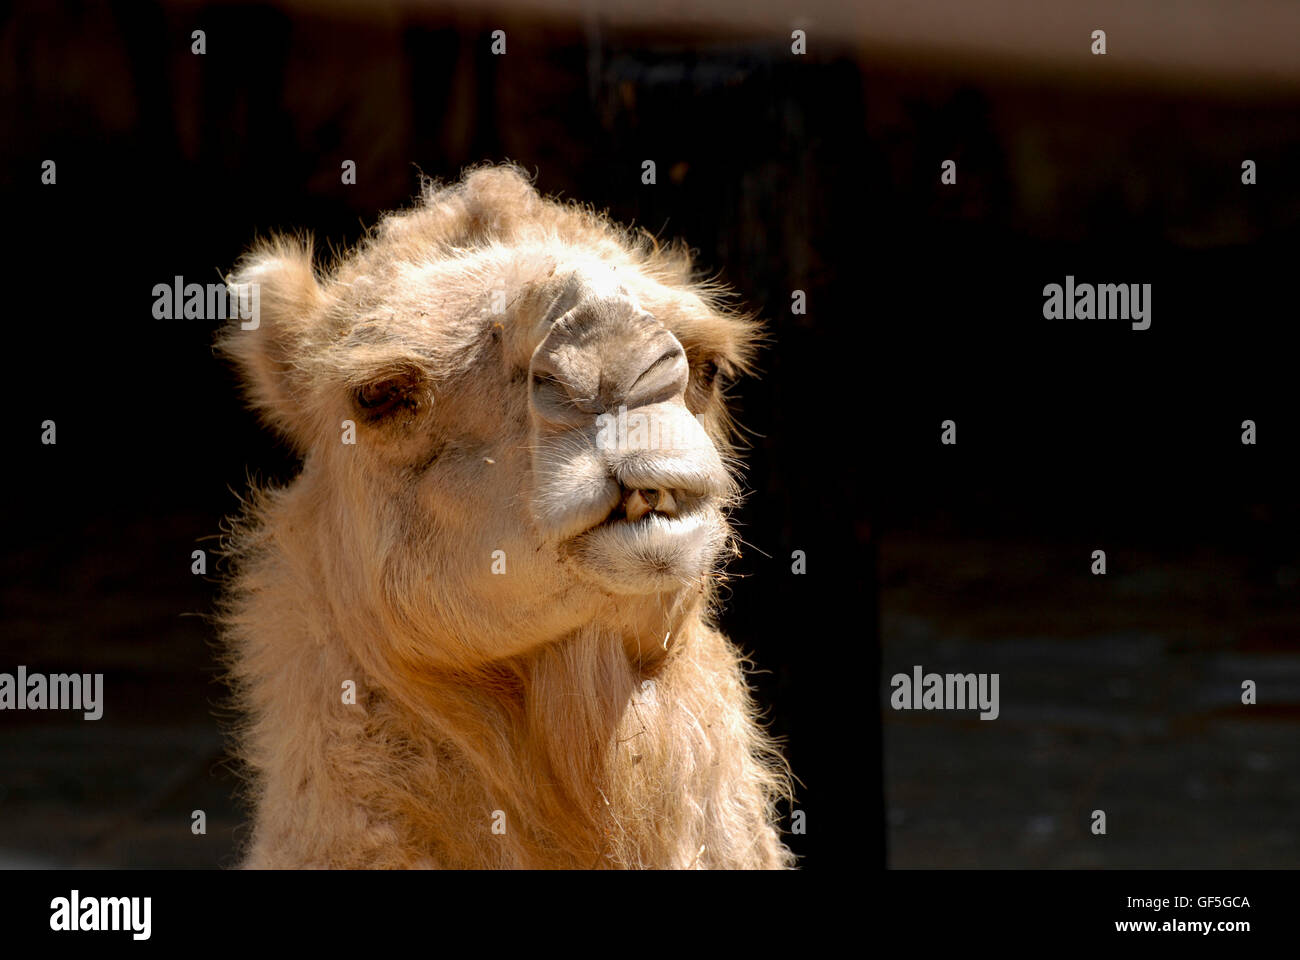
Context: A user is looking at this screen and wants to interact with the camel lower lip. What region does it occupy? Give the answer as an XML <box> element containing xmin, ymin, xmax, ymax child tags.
<box><xmin>601</xmin><ymin>512</ymin><xmax>675</xmax><ymax>528</ymax></box>
<box><xmin>585</xmin><ymin>497</ymin><xmax>710</xmax><ymax>537</ymax></box>
<box><xmin>568</xmin><ymin>508</ymin><xmax>720</xmax><ymax>593</ymax></box>
<box><xmin>589</xmin><ymin>510</ymin><xmax>701</xmax><ymax>537</ymax></box>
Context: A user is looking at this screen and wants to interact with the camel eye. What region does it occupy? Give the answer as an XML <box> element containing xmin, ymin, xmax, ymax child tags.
<box><xmin>357</xmin><ymin>382</ymin><xmax>395</xmax><ymax>408</ymax></box>
<box><xmin>354</xmin><ymin>369</ymin><xmax>424</xmax><ymax>419</ymax></box>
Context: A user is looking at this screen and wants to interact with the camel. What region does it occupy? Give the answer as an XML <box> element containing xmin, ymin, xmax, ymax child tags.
<box><xmin>216</xmin><ymin>164</ymin><xmax>794</xmax><ymax>868</ymax></box>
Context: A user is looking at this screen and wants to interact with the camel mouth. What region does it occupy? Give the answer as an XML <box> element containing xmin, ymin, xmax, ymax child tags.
<box><xmin>603</xmin><ymin>485</ymin><xmax>695</xmax><ymax>525</ymax></box>
<box><xmin>532</xmin><ymin>444</ymin><xmax>731</xmax><ymax>546</ymax></box>
<box><xmin>566</xmin><ymin>484</ymin><xmax>724</xmax><ymax>594</ymax></box>
<box><xmin>581</xmin><ymin>482</ymin><xmax>715</xmax><ymax>539</ymax></box>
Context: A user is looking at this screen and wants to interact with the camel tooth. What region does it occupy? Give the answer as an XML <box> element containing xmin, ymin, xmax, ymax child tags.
<box><xmin>625</xmin><ymin>489</ymin><xmax>651</xmax><ymax>522</ymax></box>
<box><xmin>656</xmin><ymin>489</ymin><xmax>677</xmax><ymax>516</ymax></box>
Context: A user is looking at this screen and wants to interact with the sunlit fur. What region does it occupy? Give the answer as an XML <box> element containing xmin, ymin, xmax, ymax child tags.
<box><xmin>216</xmin><ymin>164</ymin><xmax>793</xmax><ymax>868</ymax></box>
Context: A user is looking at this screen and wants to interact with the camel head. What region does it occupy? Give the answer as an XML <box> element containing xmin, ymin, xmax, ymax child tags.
<box><xmin>219</xmin><ymin>165</ymin><xmax>760</xmax><ymax>673</ymax></box>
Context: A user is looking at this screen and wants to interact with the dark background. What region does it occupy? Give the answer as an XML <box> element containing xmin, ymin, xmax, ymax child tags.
<box><xmin>2</xmin><ymin>0</ymin><xmax>1298</xmax><ymax>869</ymax></box>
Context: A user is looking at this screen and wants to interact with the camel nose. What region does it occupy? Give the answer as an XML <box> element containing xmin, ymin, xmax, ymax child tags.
<box><xmin>530</xmin><ymin>294</ymin><xmax>689</xmax><ymax>428</ymax></box>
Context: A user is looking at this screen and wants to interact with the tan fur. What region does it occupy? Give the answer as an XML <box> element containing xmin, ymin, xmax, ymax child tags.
<box><xmin>217</xmin><ymin>164</ymin><xmax>794</xmax><ymax>868</ymax></box>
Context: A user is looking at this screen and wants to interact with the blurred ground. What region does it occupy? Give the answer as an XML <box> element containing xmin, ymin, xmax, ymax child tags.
<box><xmin>882</xmin><ymin>534</ymin><xmax>1300</xmax><ymax>868</ymax></box>
<box><xmin>0</xmin><ymin>512</ymin><xmax>242</xmax><ymax>868</ymax></box>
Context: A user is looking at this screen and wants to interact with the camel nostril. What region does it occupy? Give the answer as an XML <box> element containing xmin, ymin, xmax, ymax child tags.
<box><xmin>531</xmin><ymin>365</ymin><xmax>607</xmax><ymax>419</ymax></box>
<box><xmin>529</xmin><ymin>291</ymin><xmax>687</xmax><ymax>418</ymax></box>
<box><xmin>633</xmin><ymin>348</ymin><xmax>683</xmax><ymax>387</ymax></box>
<box><xmin>620</xmin><ymin>336</ymin><xmax>689</xmax><ymax>410</ymax></box>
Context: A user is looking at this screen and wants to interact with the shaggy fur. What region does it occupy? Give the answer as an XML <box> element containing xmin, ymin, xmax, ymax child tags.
<box><xmin>217</xmin><ymin>164</ymin><xmax>794</xmax><ymax>868</ymax></box>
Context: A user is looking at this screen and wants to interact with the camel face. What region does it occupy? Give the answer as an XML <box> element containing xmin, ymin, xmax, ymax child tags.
<box><xmin>525</xmin><ymin>264</ymin><xmax>733</xmax><ymax>598</ymax></box>
<box><xmin>220</xmin><ymin>166</ymin><xmax>759</xmax><ymax>670</ymax></box>
<box><xmin>299</xmin><ymin>252</ymin><xmax>740</xmax><ymax>666</ymax></box>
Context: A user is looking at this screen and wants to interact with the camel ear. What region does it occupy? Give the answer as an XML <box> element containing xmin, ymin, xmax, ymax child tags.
<box><xmin>218</xmin><ymin>240</ymin><xmax>325</xmax><ymax>451</ymax></box>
